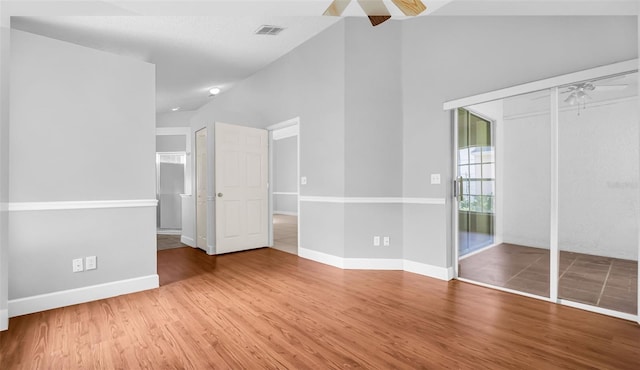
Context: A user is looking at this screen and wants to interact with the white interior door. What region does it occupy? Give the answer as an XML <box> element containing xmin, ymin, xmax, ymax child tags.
<box><xmin>215</xmin><ymin>122</ymin><xmax>268</xmax><ymax>254</ymax></box>
<box><xmin>195</xmin><ymin>128</ymin><xmax>208</xmax><ymax>251</ymax></box>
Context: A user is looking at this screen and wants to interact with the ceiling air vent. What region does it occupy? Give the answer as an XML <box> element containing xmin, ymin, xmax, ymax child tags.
<box><xmin>255</xmin><ymin>25</ymin><xmax>285</xmax><ymax>36</ymax></box>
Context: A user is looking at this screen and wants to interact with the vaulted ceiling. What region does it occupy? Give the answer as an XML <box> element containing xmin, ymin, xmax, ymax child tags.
<box><xmin>8</xmin><ymin>0</ymin><xmax>637</xmax><ymax>113</ymax></box>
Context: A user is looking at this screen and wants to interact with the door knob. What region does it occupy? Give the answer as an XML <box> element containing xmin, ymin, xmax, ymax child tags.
<box><xmin>217</xmin><ymin>193</ymin><xmax>223</xmax><ymax>197</ymax></box>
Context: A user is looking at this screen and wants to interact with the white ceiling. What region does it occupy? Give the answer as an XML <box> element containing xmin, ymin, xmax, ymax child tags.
<box><xmin>8</xmin><ymin>0</ymin><xmax>638</xmax><ymax>113</ymax></box>
<box><xmin>12</xmin><ymin>16</ymin><xmax>343</xmax><ymax>112</ymax></box>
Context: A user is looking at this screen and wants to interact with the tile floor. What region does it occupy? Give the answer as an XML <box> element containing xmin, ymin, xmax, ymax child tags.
<box><xmin>459</xmin><ymin>243</ymin><xmax>638</xmax><ymax>314</ymax></box>
<box><xmin>272</xmin><ymin>214</ymin><xmax>298</xmax><ymax>255</ymax></box>
<box><xmin>157</xmin><ymin>234</ymin><xmax>188</xmax><ymax>251</ymax></box>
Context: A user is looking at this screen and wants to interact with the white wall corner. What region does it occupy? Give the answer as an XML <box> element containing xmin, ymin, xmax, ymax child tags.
<box><xmin>0</xmin><ymin>309</ymin><xmax>8</xmax><ymax>331</ymax></box>
<box><xmin>8</xmin><ymin>275</ymin><xmax>159</xmax><ymax>318</ymax></box>
<box><xmin>180</xmin><ymin>235</ymin><xmax>195</xmax><ymax>247</ymax></box>
<box><xmin>298</xmin><ymin>247</ymin><xmax>345</xmax><ymax>269</ymax></box>
<box><xmin>207</xmin><ymin>244</ymin><xmax>215</xmax><ymax>256</ymax></box>
<box><xmin>403</xmin><ymin>260</ymin><xmax>454</xmax><ymax>281</ymax></box>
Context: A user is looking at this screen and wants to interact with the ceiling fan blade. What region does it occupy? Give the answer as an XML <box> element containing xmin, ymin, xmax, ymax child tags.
<box><xmin>323</xmin><ymin>0</ymin><xmax>352</xmax><ymax>16</ymax></box>
<box><xmin>358</xmin><ymin>0</ymin><xmax>392</xmax><ymax>26</ymax></box>
<box><xmin>593</xmin><ymin>75</ymin><xmax>627</xmax><ymax>85</ymax></box>
<box><xmin>392</xmin><ymin>0</ymin><xmax>427</xmax><ymax>16</ymax></box>
<box><xmin>593</xmin><ymin>84</ymin><xmax>629</xmax><ymax>91</ymax></box>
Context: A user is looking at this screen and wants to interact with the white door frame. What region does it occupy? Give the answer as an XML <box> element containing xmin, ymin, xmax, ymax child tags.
<box><xmin>195</xmin><ymin>127</ymin><xmax>212</xmax><ymax>254</ymax></box>
<box><xmin>266</xmin><ymin>117</ymin><xmax>300</xmax><ymax>253</ymax></box>
<box><xmin>156</xmin><ymin>127</ymin><xmax>193</xmax><ymax>242</ymax></box>
<box><xmin>445</xmin><ymin>59</ymin><xmax>639</xmax><ymax>322</ymax></box>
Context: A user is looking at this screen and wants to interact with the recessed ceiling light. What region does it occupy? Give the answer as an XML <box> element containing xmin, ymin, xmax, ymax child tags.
<box><xmin>209</xmin><ymin>87</ymin><xmax>221</xmax><ymax>96</ymax></box>
<box><xmin>171</xmin><ymin>107</ymin><xmax>180</xmax><ymax>111</ymax></box>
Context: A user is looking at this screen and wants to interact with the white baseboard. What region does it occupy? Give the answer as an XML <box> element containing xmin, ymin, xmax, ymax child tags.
<box><xmin>180</xmin><ymin>235</ymin><xmax>195</xmax><ymax>247</ymax></box>
<box><xmin>0</xmin><ymin>308</ymin><xmax>7</xmax><ymax>331</ymax></box>
<box><xmin>298</xmin><ymin>247</ymin><xmax>453</xmax><ymax>281</ymax></box>
<box><xmin>344</xmin><ymin>258</ymin><xmax>403</xmax><ymax>270</ymax></box>
<box><xmin>8</xmin><ymin>274</ymin><xmax>159</xmax><ymax>318</ymax></box>
<box><xmin>157</xmin><ymin>229</ymin><xmax>181</xmax><ymax>235</ymax></box>
<box><xmin>273</xmin><ymin>211</ymin><xmax>298</xmax><ymax>216</ymax></box>
<box><xmin>298</xmin><ymin>247</ymin><xmax>344</xmax><ymax>269</ymax></box>
<box><xmin>403</xmin><ymin>260</ymin><xmax>454</xmax><ymax>281</ymax></box>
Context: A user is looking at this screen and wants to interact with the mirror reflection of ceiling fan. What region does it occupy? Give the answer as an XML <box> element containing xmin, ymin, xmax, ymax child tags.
<box><xmin>532</xmin><ymin>75</ymin><xmax>629</xmax><ymax>105</ymax></box>
<box><xmin>323</xmin><ymin>0</ymin><xmax>427</xmax><ymax>26</ymax></box>
<box><xmin>562</xmin><ymin>79</ymin><xmax>628</xmax><ymax>105</ymax></box>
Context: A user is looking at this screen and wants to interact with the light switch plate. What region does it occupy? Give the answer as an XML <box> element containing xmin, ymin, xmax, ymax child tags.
<box><xmin>383</xmin><ymin>236</ymin><xmax>390</xmax><ymax>247</ymax></box>
<box><xmin>430</xmin><ymin>174</ymin><xmax>441</xmax><ymax>185</ymax></box>
<box><xmin>86</xmin><ymin>256</ymin><xmax>97</xmax><ymax>270</ymax></box>
<box><xmin>373</xmin><ymin>236</ymin><xmax>380</xmax><ymax>246</ymax></box>
<box><xmin>301</xmin><ymin>176</ymin><xmax>307</xmax><ymax>185</ymax></box>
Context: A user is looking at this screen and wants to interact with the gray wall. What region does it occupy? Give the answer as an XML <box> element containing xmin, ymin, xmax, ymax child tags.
<box><xmin>273</xmin><ymin>135</ymin><xmax>298</xmax><ymax>215</ymax></box>
<box><xmin>343</xmin><ymin>19</ymin><xmax>403</xmax><ymax>259</ymax></box>
<box><xmin>156</xmin><ymin>135</ymin><xmax>186</xmax><ymax>152</ymax></box>
<box><xmin>401</xmin><ymin>16</ymin><xmax>638</xmax><ymax>268</ymax></box>
<box><xmin>9</xmin><ymin>30</ymin><xmax>156</xmax><ymax>300</ymax></box>
<box><xmin>187</xmin><ymin>16</ymin><xmax>637</xmax><ymax>266</ymax></box>
<box><xmin>156</xmin><ymin>110</ymin><xmax>195</xmax><ymax>128</ymax></box>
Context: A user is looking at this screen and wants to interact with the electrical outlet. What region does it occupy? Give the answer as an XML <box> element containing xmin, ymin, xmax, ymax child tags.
<box><xmin>85</xmin><ymin>256</ymin><xmax>97</xmax><ymax>270</ymax></box>
<box><xmin>383</xmin><ymin>236</ymin><xmax>390</xmax><ymax>247</ymax></box>
<box><xmin>373</xmin><ymin>236</ymin><xmax>380</xmax><ymax>246</ymax></box>
<box><xmin>430</xmin><ymin>173</ymin><xmax>441</xmax><ymax>185</ymax></box>
<box><xmin>72</xmin><ymin>258</ymin><xmax>84</xmax><ymax>273</ymax></box>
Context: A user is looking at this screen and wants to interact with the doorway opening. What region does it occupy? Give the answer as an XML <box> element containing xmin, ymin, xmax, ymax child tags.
<box><xmin>155</xmin><ymin>127</ymin><xmax>191</xmax><ymax>251</ymax></box>
<box><xmin>268</xmin><ymin>119</ymin><xmax>300</xmax><ymax>255</ymax></box>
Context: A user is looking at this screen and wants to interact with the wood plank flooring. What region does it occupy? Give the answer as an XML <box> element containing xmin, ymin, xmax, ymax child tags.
<box><xmin>1</xmin><ymin>247</ymin><xmax>639</xmax><ymax>369</ymax></box>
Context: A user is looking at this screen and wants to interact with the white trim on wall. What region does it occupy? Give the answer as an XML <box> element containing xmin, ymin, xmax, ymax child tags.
<box><xmin>8</xmin><ymin>274</ymin><xmax>159</xmax><ymax>318</ymax></box>
<box><xmin>298</xmin><ymin>247</ymin><xmax>454</xmax><ymax>281</ymax></box>
<box><xmin>443</xmin><ymin>59</ymin><xmax>638</xmax><ymax>110</ymax></box>
<box><xmin>274</xmin><ymin>211</ymin><xmax>298</xmax><ymax>216</ymax></box>
<box><xmin>180</xmin><ymin>235</ymin><xmax>195</xmax><ymax>247</ymax></box>
<box><xmin>299</xmin><ymin>196</ymin><xmax>446</xmax><ymax>205</ymax></box>
<box><xmin>157</xmin><ymin>229</ymin><xmax>181</xmax><ymax>235</ymax></box>
<box><xmin>273</xmin><ymin>192</ymin><xmax>298</xmax><ymax>196</ymax></box>
<box><xmin>156</xmin><ymin>127</ymin><xmax>191</xmax><ymax>136</ymax></box>
<box><xmin>0</xmin><ymin>309</ymin><xmax>7</xmax><ymax>331</ymax></box>
<box><xmin>272</xmin><ymin>125</ymin><xmax>299</xmax><ymax>140</ymax></box>
<box><xmin>8</xmin><ymin>199</ymin><xmax>158</xmax><ymax>212</ymax></box>
<box><xmin>266</xmin><ymin>117</ymin><xmax>300</xmax><ymax>131</ymax></box>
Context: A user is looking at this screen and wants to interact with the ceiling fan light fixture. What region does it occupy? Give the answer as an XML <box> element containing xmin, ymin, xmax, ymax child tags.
<box><xmin>565</xmin><ymin>94</ymin><xmax>578</xmax><ymax>105</ymax></box>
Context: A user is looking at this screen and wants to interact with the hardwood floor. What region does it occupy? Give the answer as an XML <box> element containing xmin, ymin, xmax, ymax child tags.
<box><xmin>1</xmin><ymin>247</ymin><xmax>639</xmax><ymax>369</ymax></box>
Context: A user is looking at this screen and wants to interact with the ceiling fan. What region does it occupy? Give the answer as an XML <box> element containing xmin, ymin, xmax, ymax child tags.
<box><xmin>531</xmin><ymin>75</ymin><xmax>629</xmax><ymax>105</ymax></box>
<box><xmin>562</xmin><ymin>78</ymin><xmax>628</xmax><ymax>105</ymax></box>
<box><xmin>324</xmin><ymin>0</ymin><xmax>427</xmax><ymax>26</ymax></box>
